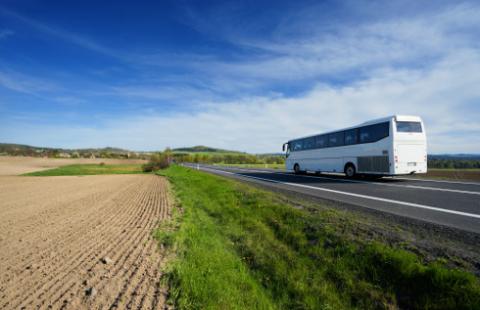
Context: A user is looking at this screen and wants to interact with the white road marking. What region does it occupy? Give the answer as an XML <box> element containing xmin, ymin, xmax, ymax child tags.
<box><xmin>212</xmin><ymin>165</ymin><xmax>480</xmax><ymax>195</ymax></box>
<box><xmin>274</xmin><ymin>172</ymin><xmax>480</xmax><ymax>195</ymax></box>
<box><xmin>196</xmin><ymin>165</ymin><xmax>480</xmax><ymax>220</ymax></box>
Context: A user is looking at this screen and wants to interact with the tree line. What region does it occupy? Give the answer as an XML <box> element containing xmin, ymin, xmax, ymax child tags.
<box><xmin>172</xmin><ymin>152</ymin><xmax>285</xmax><ymax>165</ymax></box>
<box><xmin>427</xmin><ymin>159</ymin><xmax>480</xmax><ymax>169</ymax></box>
<box><xmin>171</xmin><ymin>153</ymin><xmax>480</xmax><ymax>169</ymax></box>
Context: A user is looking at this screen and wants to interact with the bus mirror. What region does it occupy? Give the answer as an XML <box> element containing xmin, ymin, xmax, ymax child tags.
<box><xmin>282</xmin><ymin>143</ymin><xmax>286</xmax><ymax>152</ymax></box>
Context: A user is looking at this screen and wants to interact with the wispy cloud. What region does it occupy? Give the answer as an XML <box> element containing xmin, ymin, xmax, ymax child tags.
<box><xmin>3</xmin><ymin>48</ymin><xmax>479</xmax><ymax>153</ymax></box>
<box><xmin>184</xmin><ymin>2</ymin><xmax>480</xmax><ymax>84</ymax></box>
<box><xmin>0</xmin><ymin>1</ymin><xmax>479</xmax><ymax>153</ymax></box>
<box><xmin>0</xmin><ymin>70</ymin><xmax>58</xmax><ymax>95</ymax></box>
<box><xmin>0</xmin><ymin>29</ymin><xmax>14</xmax><ymax>39</ymax></box>
<box><xmin>0</xmin><ymin>7</ymin><xmax>122</xmax><ymax>59</ymax></box>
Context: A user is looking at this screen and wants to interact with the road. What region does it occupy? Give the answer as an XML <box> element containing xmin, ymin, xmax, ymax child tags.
<box><xmin>185</xmin><ymin>164</ymin><xmax>480</xmax><ymax>234</ymax></box>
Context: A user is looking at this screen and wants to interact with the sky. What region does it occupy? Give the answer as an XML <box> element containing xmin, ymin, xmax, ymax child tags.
<box><xmin>0</xmin><ymin>0</ymin><xmax>479</xmax><ymax>153</ymax></box>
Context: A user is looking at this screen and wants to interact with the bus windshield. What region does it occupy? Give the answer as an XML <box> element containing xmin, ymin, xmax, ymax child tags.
<box><xmin>396</xmin><ymin>121</ymin><xmax>422</xmax><ymax>133</ymax></box>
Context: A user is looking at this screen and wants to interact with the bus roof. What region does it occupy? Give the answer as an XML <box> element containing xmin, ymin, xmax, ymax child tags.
<box><xmin>287</xmin><ymin>115</ymin><xmax>422</xmax><ymax>142</ymax></box>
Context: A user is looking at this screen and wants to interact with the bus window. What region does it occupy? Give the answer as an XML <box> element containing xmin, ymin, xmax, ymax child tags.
<box><xmin>359</xmin><ymin>122</ymin><xmax>389</xmax><ymax>143</ymax></box>
<box><xmin>315</xmin><ymin>135</ymin><xmax>328</xmax><ymax>148</ymax></box>
<box><xmin>396</xmin><ymin>121</ymin><xmax>422</xmax><ymax>133</ymax></box>
<box><xmin>328</xmin><ymin>131</ymin><xmax>344</xmax><ymax>147</ymax></box>
<box><xmin>344</xmin><ymin>129</ymin><xmax>357</xmax><ymax>145</ymax></box>
<box><xmin>303</xmin><ymin>137</ymin><xmax>315</xmax><ymax>150</ymax></box>
<box><xmin>292</xmin><ymin>140</ymin><xmax>303</xmax><ymax>151</ymax></box>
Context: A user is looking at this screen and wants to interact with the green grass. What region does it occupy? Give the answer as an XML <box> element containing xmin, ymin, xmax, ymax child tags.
<box><xmin>214</xmin><ymin>163</ymin><xmax>285</xmax><ymax>169</ymax></box>
<box><xmin>23</xmin><ymin>163</ymin><xmax>144</xmax><ymax>176</ymax></box>
<box><xmin>157</xmin><ymin>166</ymin><xmax>480</xmax><ymax>309</ymax></box>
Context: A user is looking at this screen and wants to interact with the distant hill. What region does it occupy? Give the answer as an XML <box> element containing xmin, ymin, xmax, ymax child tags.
<box><xmin>3</xmin><ymin>142</ymin><xmax>478</xmax><ymax>162</ymax></box>
<box><xmin>172</xmin><ymin>145</ymin><xmax>245</xmax><ymax>154</ymax></box>
<box><xmin>0</xmin><ymin>143</ymin><xmax>144</xmax><ymax>159</ymax></box>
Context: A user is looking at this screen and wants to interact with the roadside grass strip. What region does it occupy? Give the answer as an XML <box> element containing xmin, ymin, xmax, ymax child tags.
<box><xmin>157</xmin><ymin>165</ymin><xmax>480</xmax><ymax>310</ymax></box>
<box><xmin>23</xmin><ymin>163</ymin><xmax>144</xmax><ymax>176</ymax></box>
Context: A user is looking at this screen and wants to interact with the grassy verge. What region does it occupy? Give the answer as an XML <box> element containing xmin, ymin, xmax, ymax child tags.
<box><xmin>23</xmin><ymin>163</ymin><xmax>144</xmax><ymax>176</ymax></box>
<box><xmin>157</xmin><ymin>165</ymin><xmax>480</xmax><ymax>309</ymax></box>
<box><xmin>213</xmin><ymin>163</ymin><xmax>285</xmax><ymax>169</ymax></box>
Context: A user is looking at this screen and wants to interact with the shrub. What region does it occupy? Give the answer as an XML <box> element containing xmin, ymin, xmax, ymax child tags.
<box><xmin>142</xmin><ymin>151</ymin><xmax>172</xmax><ymax>172</ymax></box>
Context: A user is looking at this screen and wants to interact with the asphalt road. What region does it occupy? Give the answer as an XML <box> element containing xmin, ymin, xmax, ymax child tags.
<box><xmin>185</xmin><ymin>164</ymin><xmax>480</xmax><ymax>234</ymax></box>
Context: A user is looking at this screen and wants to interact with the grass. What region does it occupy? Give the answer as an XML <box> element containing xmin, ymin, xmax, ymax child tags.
<box><xmin>23</xmin><ymin>163</ymin><xmax>144</xmax><ymax>176</ymax></box>
<box><xmin>213</xmin><ymin>163</ymin><xmax>285</xmax><ymax>169</ymax></box>
<box><xmin>156</xmin><ymin>165</ymin><xmax>480</xmax><ymax>309</ymax></box>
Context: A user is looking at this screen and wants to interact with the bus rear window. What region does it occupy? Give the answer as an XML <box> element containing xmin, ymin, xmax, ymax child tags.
<box><xmin>396</xmin><ymin>121</ymin><xmax>422</xmax><ymax>133</ymax></box>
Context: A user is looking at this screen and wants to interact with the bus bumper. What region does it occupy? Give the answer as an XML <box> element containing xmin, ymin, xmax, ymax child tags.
<box><xmin>392</xmin><ymin>162</ymin><xmax>427</xmax><ymax>175</ymax></box>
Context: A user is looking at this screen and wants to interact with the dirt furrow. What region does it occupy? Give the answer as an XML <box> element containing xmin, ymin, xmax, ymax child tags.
<box><xmin>12</xmin><ymin>177</ymin><xmax>156</xmax><ymax>308</ymax></box>
<box><xmin>0</xmin><ymin>174</ymin><xmax>171</xmax><ymax>309</ymax></box>
<box><xmin>1</xmin><ymin>178</ymin><xmax>145</xmax><ymax>301</ymax></box>
<box><xmin>84</xmin><ymin>179</ymin><xmax>167</xmax><ymax>308</ymax></box>
<box><xmin>39</xmin><ymin>181</ymin><xmax>159</xmax><ymax>308</ymax></box>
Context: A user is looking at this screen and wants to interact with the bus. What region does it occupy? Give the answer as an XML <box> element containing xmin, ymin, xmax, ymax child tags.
<box><xmin>282</xmin><ymin>115</ymin><xmax>427</xmax><ymax>177</ymax></box>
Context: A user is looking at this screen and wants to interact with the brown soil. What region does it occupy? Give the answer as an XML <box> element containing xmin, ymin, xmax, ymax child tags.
<box><xmin>422</xmin><ymin>169</ymin><xmax>480</xmax><ymax>181</ymax></box>
<box><xmin>0</xmin><ymin>174</ymin><xmax>171</xmax><ymax>309</ymax></box>
<box><xmin>0</xmin><ymin>156</ymin><xmax>147</xmax><ymax>176</ymax></box>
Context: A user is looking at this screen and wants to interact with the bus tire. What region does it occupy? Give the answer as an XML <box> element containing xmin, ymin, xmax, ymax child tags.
<box><xmin>294</xmin><ymin>164</ymin><xmax>301</xmax><ymax>174</ymax></box>
<box><xmin>344</xmin><ymin>163</ymin><xmax>356</xmax><ymax>178</ymax></box>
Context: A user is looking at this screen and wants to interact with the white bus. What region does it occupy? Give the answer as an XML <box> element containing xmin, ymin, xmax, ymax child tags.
<box><xmin>282</xmin><ymin>115</ymin><xmax>427</xmax><ymax>178</ymax></box>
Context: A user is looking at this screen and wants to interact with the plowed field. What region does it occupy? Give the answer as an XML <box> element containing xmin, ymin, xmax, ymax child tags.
<box><xmin>0</xmin><ymin>174</ymin><xmax>170</xmax><ymax>309</ymax></box>
<box><xmin>0</xmin><ymin>156</ymin><xmax>146</xmax><ymax>176</ymax></box>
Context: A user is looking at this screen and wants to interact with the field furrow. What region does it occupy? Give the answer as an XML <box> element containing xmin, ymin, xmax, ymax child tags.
<box><xmin>0</xmin><ymin>174</ymin><xmax>170</xmax><ymax>309</ymax></box>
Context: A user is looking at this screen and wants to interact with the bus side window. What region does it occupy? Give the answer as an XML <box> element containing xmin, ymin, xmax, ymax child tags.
<box><xmin>359</xmin><ymin>122</ymin><xmax>389</xmax><ymax>143</ymax></box>
<box><xmin>359</xmin><ymin>128</ymin><xmax>370</xmax><ymax>143</ymax></box>
<box><xmin>328</xmin><ymin>131</ymin><xmax>344</xmax><ymax>147</ymax></box>
<box><xmin>315</xmin><ymin>135</ymin><xmax>328</xmax><ymax>148</ymax></box>
<box><xmin>345</xmin><ymin>129</ymin><xmax>357</xmax><ymax>145</ymax></box>
<box><xmin>304</xmin><ymin>137</ymin><xmax>315</xmax><ymax>150</ymax></box>
<box><xmin>293</xmin><ymin>140</ymin><xmax>303</xmax><ymax>151</ymax></box>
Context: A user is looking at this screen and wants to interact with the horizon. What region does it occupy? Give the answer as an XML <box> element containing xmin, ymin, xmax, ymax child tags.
<box><xmin>1</xmin><ymin>1</ymin><xmax>479</xmax><ymax>153</ymax></box>
<box><xmin>2</xmin><ymin>142</ymin><xmax>480</xmax><ymax>156</ymax></box>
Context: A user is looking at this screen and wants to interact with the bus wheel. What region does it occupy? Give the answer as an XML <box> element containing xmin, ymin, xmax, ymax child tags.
<box><xmin>344</xmin><ymin>164</ymin><xmax>356</xmax><ymax>178</ymax></box>
<box><xmin>294</xmin><ymin>164</ymin><xmax>301</xmax><ymax>174</ymax></box>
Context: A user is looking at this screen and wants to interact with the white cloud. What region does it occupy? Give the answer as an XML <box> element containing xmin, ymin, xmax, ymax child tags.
<box><xmin>1</xmin><ymin>2</ymin><xmax>479</xmax><ymax>154</ymax></box>
<box><xmin>192</xmin><ymin>2</ymin><xmax>480</xmax><ymax>83</ymax></box>
<box><xmin>2</xmin><ymin>49</ymin><xmax>479</xmax><ymax>153</ymax></box>
<box><xmin>0</xmin><ymin>7</ymin><xmax>123</xmax><ymax>59</ymax></box>
<box><xmin>0</xmin><ymin>70</ymin><xmax>58</xmax><ymax>94</ymax></box>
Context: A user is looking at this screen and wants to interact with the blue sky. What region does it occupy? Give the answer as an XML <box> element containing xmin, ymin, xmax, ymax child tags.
<box><xmin>0</xmin><ymin>0</ymin><xmax>479</xmax><ymax>153</ymax></box>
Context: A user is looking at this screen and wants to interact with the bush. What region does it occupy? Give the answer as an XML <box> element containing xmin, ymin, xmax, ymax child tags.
<box><xmin>142</xmin><ymin>151</ymin><xmax>172</xmax><ymax>172</ymax></box>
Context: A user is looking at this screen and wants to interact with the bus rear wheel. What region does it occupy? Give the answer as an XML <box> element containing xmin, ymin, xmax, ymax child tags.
<box><xmin>344</xmin><ymin>164</ymin><xmax>356</xmax><ymax>178</ymax></box>
<box><xmin>294</xmin><ymin>164</ymin><xmax>301</xmax><ymax>175</ymax></box>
